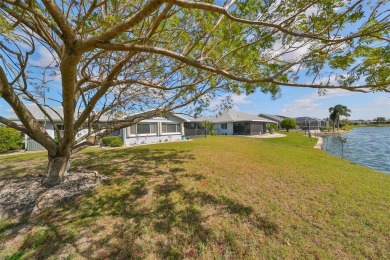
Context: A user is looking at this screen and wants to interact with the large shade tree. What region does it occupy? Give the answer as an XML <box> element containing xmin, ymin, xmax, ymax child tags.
<box><xmin>0</xmin><ymin>0</ymin><xmax>389</xmax><ymax>186</ymax></box>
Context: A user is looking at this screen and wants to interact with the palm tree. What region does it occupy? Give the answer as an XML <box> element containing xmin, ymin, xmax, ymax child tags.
<box><xmin>329</xmin><ymin>111</ymin><xmax>338</xmax><ymax>132</ymax></box>
<box><xmin>329</xmin><ymin>105</ymin><xmax>351</xmax><ymax>131</ymax></box>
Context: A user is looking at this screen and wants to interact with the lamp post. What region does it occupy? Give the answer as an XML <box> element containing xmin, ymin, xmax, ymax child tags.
<box><xmin>339</xmin><ymin>137</ymin><xmax>347</xmax><ymax>158</ymax></box>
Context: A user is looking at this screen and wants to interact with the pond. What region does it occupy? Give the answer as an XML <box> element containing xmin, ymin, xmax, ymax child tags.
<box><xmin>322</xmin><ymin>126</ymin><xmax>390</xmax><ymax>174</ymax></box>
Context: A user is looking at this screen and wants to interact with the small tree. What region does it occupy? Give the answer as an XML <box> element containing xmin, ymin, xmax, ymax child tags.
<box><xmin>201</xmin><ymin>120</ymin><xmax>215</xmax><ymax>137</ymax></box>
<box><xmin>339</xmin><ymin>119</ymin><xmax>350</xmax><ymax>129</ymax></box>
<box><xmin>375</xmin><ymin>117</ymin><xmax>386</xmax><ymax>124</ymax></box>
<box><xmin>0</xmin><ymin>126</ymin><xmax>23</xmax><ymax>153</ymax></box>
<box><xmin>280</xmin><ymin>118</ymin><xmax>296</xmax><ymax>132</ymax></box>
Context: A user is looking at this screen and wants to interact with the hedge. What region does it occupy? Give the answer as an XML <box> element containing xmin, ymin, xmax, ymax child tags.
<box><xmin>101</xmin><ymin>136</ymin><xmax>124</xmax><ymax>147</ymax></box>
<box><xmin>0</xmin><ymin>126</ymin><xmax>24</xmax><ymax>153</ymax></box>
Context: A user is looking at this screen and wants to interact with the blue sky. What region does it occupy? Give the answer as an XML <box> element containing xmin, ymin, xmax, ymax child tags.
<box><xmin>212</xmin><ymin>87</ymin><xmax>390</xmax><ymax>120</ymax></box>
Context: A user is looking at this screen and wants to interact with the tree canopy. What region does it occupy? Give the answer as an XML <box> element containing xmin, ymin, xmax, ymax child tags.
<box><xmin>0</xmin><ymin>0</ymin><xmax>389</xmax><ymax>186</ymax></box>
<box><xmin>280</xmin><ymin>118</ymin><xmax>297</xmax><ymax>132</ymax></box>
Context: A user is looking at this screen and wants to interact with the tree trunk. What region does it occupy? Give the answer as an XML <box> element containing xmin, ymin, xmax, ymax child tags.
<box><xmin>42</xmin><ymin>154</ymin><xmax>70</xmax><ymax>187</ymax></box>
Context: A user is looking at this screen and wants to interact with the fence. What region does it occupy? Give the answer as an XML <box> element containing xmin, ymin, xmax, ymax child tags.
<box><xmin>26</xmin><ymin>139</ymin><xmax>45</xmax><ymax>151</ymax></box>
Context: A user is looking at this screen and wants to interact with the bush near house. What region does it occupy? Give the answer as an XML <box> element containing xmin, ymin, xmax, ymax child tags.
<box><xmin>320</xmin><ymin>126</ymin><xmax>332</xmax><ymax>132</ymax></box>
<box><xmin>101</xmin><ymin>136</ymin><xmax>124</xmax><ymax>147</ymax></box>
<box><xmin>267</xmin><ymin>123</ymin><xmax>279</xmax><ymax>133</ymax></box>
<box><xmin>0</xmin><ymin>126</ymin><xmax>24</xmax><ymax>153</ymax></box>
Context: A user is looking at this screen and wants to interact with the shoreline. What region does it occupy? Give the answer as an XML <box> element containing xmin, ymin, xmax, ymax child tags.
<box><xmin>314</xmin><ymin>137</ymin><xmax>323</xmax><ymax>149</ymax></box>
<box><xmin>317</xmin><ymin>130</ymin><xmax>349</xmax><ymax>137</ymax></box>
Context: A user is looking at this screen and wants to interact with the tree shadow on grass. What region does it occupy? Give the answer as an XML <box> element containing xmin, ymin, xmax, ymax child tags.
<box><xmin>1</xmin><ymin>147</ymin><xmax>279</xmax><ymax>259</ymax></box>
<box><xmin>0</xmin><ymin>164</ymin><xmax>46</xmax><ymax>181</ymax></box>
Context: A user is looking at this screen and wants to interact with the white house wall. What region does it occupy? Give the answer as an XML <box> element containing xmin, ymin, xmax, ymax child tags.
<box><xmin>213</xmin><ymin>122</ymin><xmax>233</xmax><ymax>135</ymax></box>
<box><xmin>124</xmin><ymin>134</ymin><xmax>183</xmax><ymax>145</ymax></box>
<box><xmin>122</xmin><ymin>116</ymin><xmax>185</xmax><ymax>146</ymax></box>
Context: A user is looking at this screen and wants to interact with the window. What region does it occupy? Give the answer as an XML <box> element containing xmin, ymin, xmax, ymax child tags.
<box><xmin>221</xmin><ymin>123</ymin><xmax>227</xmax><ymax>129</ymax></box>
<box><xmin>127</xmin><ymin>123</ymin><xmax>157</xmax><ymax>135</ymax></box>
<box><xmin>129</xmin><ymin>125</ymin><xmax>136</xmax><ymax>135</ymax></box>
<box><xmin>162</xmin><ymin>123</ymin><xmax>181</xmax><ymax>133</ymax></box>
<box><xmin>137</xmin><ymin>124</ymin><xmax>151</xmax><ymax>134</ymax></box>
<box><xmin>56</xmin><ymin>125</ymin><xmax>65</xmax><ymax>130</ymax></box>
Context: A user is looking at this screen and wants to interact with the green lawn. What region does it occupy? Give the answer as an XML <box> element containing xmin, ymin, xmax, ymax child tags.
<box><xmin>1</xmin><ymin>134</ymin><xmax>390</xmax><ymax>259</ymax></box>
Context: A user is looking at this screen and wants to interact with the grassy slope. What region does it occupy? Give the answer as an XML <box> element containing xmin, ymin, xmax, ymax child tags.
<box><xmin>1</xmin><ymin>133</ymin><xmax>389</xmax><ymax>259</ymax></box>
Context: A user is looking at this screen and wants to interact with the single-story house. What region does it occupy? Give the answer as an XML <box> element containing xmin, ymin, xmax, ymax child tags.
<box><xmin>7</xmin><ymin>104</ymin><xmax>189</xmax><ymax>150</ymax></box>
<box><xmin>7</xmin><ymin>105</ymin><xmax>66</xmax><ymax>151</ymax></box>
<box><xmin>190</xmin><ymin>110</ymin><xmax>277</xmax><ymax>135</ymax></box>
<box><xmin>8</xmin><ymin>105</ymin><xmax>65</xmax><ymax>140</ymax></box>
<box><xmin>114</xmin><ymin>114</ymin><xmax>188</xmax><ymax>145</ymax></box>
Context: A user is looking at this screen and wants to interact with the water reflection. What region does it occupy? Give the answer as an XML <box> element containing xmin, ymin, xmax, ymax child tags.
<box><xmin>323</xmin><ymin>127</ymin><xmax>390</xmax><ymax>174</ymax></box>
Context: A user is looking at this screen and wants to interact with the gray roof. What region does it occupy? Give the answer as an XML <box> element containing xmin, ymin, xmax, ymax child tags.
<box><xmin>8</xmin><ymin>104</ymin><xmax>64</xmax><ymax>122</ymax></box>
<box><xmin>9</xmin><ymin>104</ymin><xmax>189</xmax><ymax>123</ymax></box>
<box><xmin>120</xmin><ymin>110</ymin><xmax>189</xmax><ymax>122</ymax></box>
<box><xmin>192</xmin><ymin>110</ymin><xmax>277</xmax><ymax>123</ymax></box>
<box><xmin>295</xmin><ymin>117</ymin><xmax>323</xmax><ymax>123</ymax></box>
<box><xmin>258</xmin><ymin>114</ymin><xmax>284</xmax><ymax>123</ymax></box>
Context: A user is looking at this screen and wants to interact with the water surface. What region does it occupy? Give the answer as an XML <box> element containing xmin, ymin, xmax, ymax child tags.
<box><xmin>323</xmin><ymin>127</ymin><xmax>390</xmax><ymax>174</ymax></box>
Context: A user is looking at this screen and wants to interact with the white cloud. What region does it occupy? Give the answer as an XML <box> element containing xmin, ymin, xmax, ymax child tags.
<box><xmin>318</xmin><ymin>88</ymin><xmax>354</xmax><ymax>99</ymax></box>
<box><xmin>231</xmin><ymin>94</ymin><xmax>253</xmax><ymax>105</ymax></box>
<box><xmin>209</xmin><ymin>93</ymin><xmax>253</xmax><ymax>110</ymax></box>
<box><xmin>270</xmin><ymin>40</ymin><xmax>312</xmax><ymax>62</ymax></box>
<box><xmin>374</xmin><ymin>96</ymin><xmax>390</xmax><ymax>106</ymax></box>
<box><xmin>281</xmin><ymin>88</ymin><xmax>353</xmax><ymax>117</ymax></box>
<box><xmin>281</xmin><ymin>94</ymin><xmax>320</xmax><ymax>115</ymax></box>
<box><xmin>30</xmin><ymin>45</ymin><xmax>58</xmax><ymax>67</ymax></box>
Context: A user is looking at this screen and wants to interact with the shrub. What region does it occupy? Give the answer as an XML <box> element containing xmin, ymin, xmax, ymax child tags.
<box><xmin>320</xmin><ymin>126</ymin><xmax>332</xmax><ymax>132</ymax></box>
<box><xmin>280</xmin><ymin>118</ymin><xmax>297</xmax><ymax>132</ymax></box>
<box><xmin>0</xmin><ymin>126</ymin><xmax>24</xmax><ymax>153</ymax></box>
<box><xmin>267</xmin><ymin>123</ymin><xmax>278</xmax><ymax>133</ymax></box>
<box><xmin>101</xmin><ymin>136</ymin><xmax>123</xmax><ymax>147</ymax></box>
<box><xmin>110</xmin><ymin>138</ymin><xmax>124</xmax><ymax>147</ymax></box>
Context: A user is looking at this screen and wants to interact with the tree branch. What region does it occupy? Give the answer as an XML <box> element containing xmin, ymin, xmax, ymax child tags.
<box><xmin>41</xmin><ymin>0</ymin><xmax>76</xmax><ymax>45</ymax></box>
<box><xmin>81</xmin><ymin>0</ymin><xmax>165</xmax><ymax>50</ymax></box>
